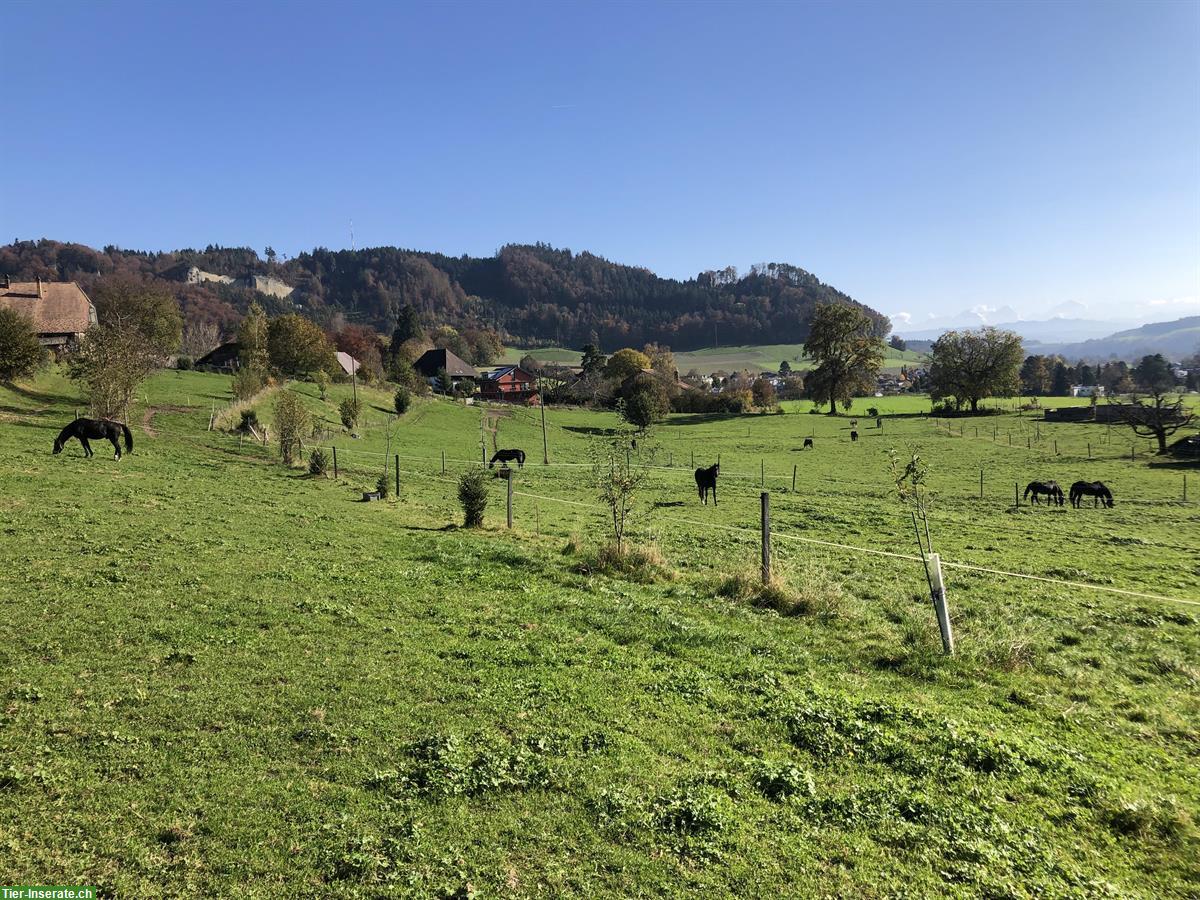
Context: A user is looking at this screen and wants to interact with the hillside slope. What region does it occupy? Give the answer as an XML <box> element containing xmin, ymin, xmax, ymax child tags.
<box><xmin>0</xmin><ymin>239</ymin><xmax>887</xmax><ymax>351</ymax></box>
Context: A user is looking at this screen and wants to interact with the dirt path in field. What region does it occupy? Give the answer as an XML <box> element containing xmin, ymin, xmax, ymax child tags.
<box><xmin>141</xmin><ymin>404</ymin><xmax>192</xmax><ymax>437</ymax></box>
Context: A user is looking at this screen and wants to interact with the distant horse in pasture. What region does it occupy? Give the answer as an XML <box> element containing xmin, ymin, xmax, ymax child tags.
<box><xmin>53</xmin><ymin>418</ymin><xmax>133</xmax><ymax>460</ymax></box>
<box><xmin>695</xmin><ymin>463</ymin><xmax>720</xmax><ymax>506</ymax></box>
<box><xmin>803</xmin><ymin>438</ymin><xmax>814</xmax><ymax>449</ymax></box>
<box><xmin>1024</xmin><ymin>480</ymin><xmax>1064</xmax><ymax>506</ymax></box>
<box><xmin>850</xmin><ymin>430</ymin><xmax>859</xmax><ymax>442</ymax></box>
<box><xmin>489</xmin><ymin>449</ymin><xmax>525</xmax><ymax>469</ymax></box>
<box><xmin>1070</xmin><ymin>481</ymin><xmax>1113</xmax><ymax>508</ymax></box>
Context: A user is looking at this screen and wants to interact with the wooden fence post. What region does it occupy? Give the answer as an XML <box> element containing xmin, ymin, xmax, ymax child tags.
<box><xmin>541</xmin><ymin>402</ymin><xmax>549</xmax><ymax>465</ymax></box>
<box><xmin>928</xmin><ymin>552</ymin><xmax>954</xmax><ymax>655</ymax></box>
<box><xmin>691</xmin><ymin>449</ymin><xmax>694</xmax><ymax>468</ymax></box>
<box><xmin>395</xmin><ymin>454</ymin><xmax>400</xmax><ymax>497</ymax></box>
<box><xmin>1014</xmin><ymin>482</ymin><xmax>1019</xmax><ymax>507</ymax></box>
<box><xmin>1054</xmin><ymin>440</ymin><xmax>1058</xmax><ymax>455</ymax></box>
<box><xmin>979</xmin><ymin>469</ymin><xmax>983</xmax><ymax>499</ymax></box>
<box><xmin>332</xmin><ymin>446</ymin><xmax>338</xmax><ymax>480</ymax></box>
<box><xmin>669</xmin><ymin>451</ymin><xmax>673</xmax><ymax>467</ymax></box>
<box><xmin>1184</xmin><ymin>472</ymin><xmax>1188</xmax><ymax>502</ymax></box>
<box><xmin>506</xmin><ymin>471</ymin><xmax>514</xmax><ymax>529</ymax></box>
<box><xmin>760</xmin><ymin>492</ymin><xmax>770</xmax><ymax>585</ymax></box>
<box><xmin>792</xmin><ymin>464</ymin><xmax>797</xmax><ymax>493</ymax></box>
<box><xmin>761</xmin><ymin>459</ymin><xmax>765</xmax><ymax>487</ymax></box>
<box><xmin>1131</xmin><ymin>445</ymin><xmax>1135</xmax><ymax>462</ymax></box>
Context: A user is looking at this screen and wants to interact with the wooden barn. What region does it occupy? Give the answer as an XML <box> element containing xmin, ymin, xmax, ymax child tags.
<box><xmin>0</xmin><ymin>277</ymin><xmax>97</xmax><ymax>351</ymax></box>
<box><xmin>413</xmin><ymin>348</ymin><xmax>478</xmax><ymax>391</ymax></box>
<box><xmin>195</xmin><ymin>342</ymin><xmax>242</xmax><ymax>372</ymax></box>
<box><xmin>478</xmin><ymin>365</ymin><xmax>540</xmax><ymax>404</ymax></box>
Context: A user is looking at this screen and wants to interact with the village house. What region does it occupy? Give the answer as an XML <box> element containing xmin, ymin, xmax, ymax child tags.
<box><xmin>413</xmin><ymin>348</ymin><xmax>478</xmax><ymax>391</ymax></box>
<box><xmin>1070</xmin><ymin>385</ymin><xmax>1105</xmax><ymax>398</ymax></box>
<box><xmin>478</xmin><ymin>365</ymin><xmax>540</xmax><ymax>404</ymax></box>
<box><xmin>0</xmin><ymin>277</ymin><xmax>97</xmax><ymax>351</ymax></box>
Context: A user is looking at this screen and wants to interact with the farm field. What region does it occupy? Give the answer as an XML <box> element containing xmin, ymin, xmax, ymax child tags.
<box><xmin>500</xmin><ymin>342</ymin><xmax>927</xmax><ymax>374</ymax></box>
<box><xmin>1</xmin><ymin>369</ymin><xmax>1198</xmax><ymax>897</ymax></box>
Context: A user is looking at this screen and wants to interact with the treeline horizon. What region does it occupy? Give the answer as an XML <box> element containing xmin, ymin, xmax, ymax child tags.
<box><xmin>0</xmin><ymin>238</ymin><xmax>888</xmax><ymax>352</ymax></box>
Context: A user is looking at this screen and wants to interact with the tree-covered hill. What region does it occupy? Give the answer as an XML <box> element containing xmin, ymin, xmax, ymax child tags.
<box><xmin>0</xmin><ymin>239</ymin><xmax>888</xmax><ymax>350</ymax></box>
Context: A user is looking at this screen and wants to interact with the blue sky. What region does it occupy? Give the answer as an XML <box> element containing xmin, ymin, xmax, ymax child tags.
<box><xmin>1</xmin><ymin>0</ymin><xmax>1197</xmax><ymax>327</ymax></box>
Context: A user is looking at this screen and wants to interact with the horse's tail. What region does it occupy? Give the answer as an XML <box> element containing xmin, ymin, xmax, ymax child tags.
<box><xmin>121</xmin><ymin>422</ymin><xmax>133</xmax><ymax>452</ymax></box>
<box><xmin>517</xmin><ymin>450</ymin><xmax>525</xmax><ymax>465</ymax></box>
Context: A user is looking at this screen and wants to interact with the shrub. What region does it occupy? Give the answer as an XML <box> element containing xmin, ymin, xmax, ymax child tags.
<box><xmin>339</xmin><ymin>397</ymin><xmax>362</xmax><ymax>429</ymax></box>
<box><xmin>238</xmin><ymin>409</ymin><xmax>260</xmax><ymax>434</ymax></box>
<box><xmin>393</xmin><ymin>387</ymin><xmax>411</xmax><ymax>415</ymax></box>
<box><xmin>375</xmin><ymin>472</ymin><xmax>389</xmax><ymax>500</ymax></box>
<box><xmin>457</xmin><ymin>470</ymin><xmax>488</xmax><ymax>527</ymax></box>
<box><xmin>867</xmin><ymin>406</ymin><xmax>879</xmax><ymax>417</ymax></box>
<box><xmin>232</xmin><ymin>366</ymin><xmax>266</xmax><ymax>401</ymax></box>
<box><xmin>0</xmin><ymin>307</ymin><xmax>47</xmax><ymax>380</ymax></box>
<box><xmin>308</xmin><ymin>448</ymin><xmax>330</xmax><ymax>477</ymax></box>
<box><xmin>175</xmin><ymin>355</ymin><xmax>193</xmax><ymax>371</ymax></box>
<box><xmin>314</xmin><ymin>369</ymin><xmax>330</xmax><ymax>401</ymax></box>
<box><xmin>274</xmin><ymin>391</ymin><xmax>311</xmax><ymax>465</ymax></box>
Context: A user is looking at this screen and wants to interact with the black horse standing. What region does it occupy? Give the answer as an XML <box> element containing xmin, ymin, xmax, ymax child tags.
<box><xmin>489</xmin><ymin>449</ymin><xmax>525</xmax><ymax>469</ymax></box>
<box><xmin>695</xmin><ymin>463</ymin><xmax>719</xmax><ymax>506</ymax></box>
<box><xmin>1024</xmin><ymin>480</ymin><xmax>1064</xmax><ymax>506</ymax></box>
<box><xmin>1070</xmin><ymin>481</ymin><xmax>1114</xmax><ymax>508</ymax></box>
<box><xmin>53</xmin><ymin>418</ymin><xmax>133</xmax><ymax>460</ymax></box>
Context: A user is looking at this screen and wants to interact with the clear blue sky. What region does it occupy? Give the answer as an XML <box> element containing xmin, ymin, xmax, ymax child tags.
<box><xmin>2</xmin><ymin>0</ymin><xmax>1197</xmax><ymax>327</ymax></box>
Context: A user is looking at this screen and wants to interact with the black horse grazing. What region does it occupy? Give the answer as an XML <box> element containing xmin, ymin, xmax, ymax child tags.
<box><xmin>53</xmin><ymin>418</ymin><xmax>133</xmax><ymax>460</ymax></box>
<box><xmin>1070</xmin><ymin>481</ymin><xmax>1114</xmax><ymax>508</ymax></box>
<box><xmin>1024</xmin><ymin>480</ymin><xmax>1064</xmax><ymax>506</ymax></box>
<box><xmin>489</xmin><ymin>448</ymin><xmax>525</xmax><ymax>469</ymax></box>
<box><xmin>695</xmin><ymin>463</ymin><xmax>719</xmax><ymax>506</ymax></box>
<box><xmin>803</xmin><ymin>437</ymin><xmax>814</xmax><ymax>449</ymax></box>
<box><xmin>850</xmin><ymin>430</ymin><xmax>859</xmax><ymax>442</ymax></box>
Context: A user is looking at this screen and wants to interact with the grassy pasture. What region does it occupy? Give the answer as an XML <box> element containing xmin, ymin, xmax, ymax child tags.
<box><xmin>1</xmin><ymin>369</ymin><xmax>1198</xmax><ymax>897</ymax></box>
<box><xmin>499</xmin><ymin>342</ymin><xmax>926</xmax><ymax>374</ymax></box>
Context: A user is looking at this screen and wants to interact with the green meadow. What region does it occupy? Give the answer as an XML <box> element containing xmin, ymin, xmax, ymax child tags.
<box><xmin>1</xmin><ymin>369</ymin><xmax>1197</xmax><ymax>897</ymax></box>
<box><xmin>500</xmin><ymin>342</ymin><xmax>925</xmax><ymax>374</ymax></box>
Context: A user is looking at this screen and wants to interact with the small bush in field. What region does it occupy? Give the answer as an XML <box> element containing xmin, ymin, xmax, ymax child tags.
<box><xmin>238</xmin><ymin>409</ymin><xmax>260</xmax><ymax>433</ymax></box>
<box><xmin>308</xmin><ymin>448</ymin><xmax>330</xmax><ymax>477</ymax></box>
<box><xmin>314</xmin><ymin>369</ymin><xmax>330</xmax><ymax>401</ymax></box>
<box><xmin>339</xmin><ymin>397</ymin><xmax>362</xmax><ymax>429</ymax></box>
<box><xmin>175</xmin><ymin>356</ymin><xmax>193</xmax><ymax>371</ymax></box>
<box><xmin>457</xmin><ymin>470</ymin><xmax>488</xmax><ymax>527</ymax></box>
<box><xmin>232</xmin><ymin>366</ymin><xmax>266</xmax><ymax>401</ymax></box>
<box><xmin>393</xmin><ymin>388</ymin><xmax>411</xmax><ymax>415</ymax></box>
<box><xmin>375</xmin><ymin>472</ymin><xmax>389</xmax><ymax>500</ymax></box>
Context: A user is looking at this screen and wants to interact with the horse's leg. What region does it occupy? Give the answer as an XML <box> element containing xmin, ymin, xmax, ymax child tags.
<box><xmin>80</xmin><ymin>437</ymin><xmax>92</xmax><ymax>458</ymax></box>
<box><xmin>110</xmin><ymin>434</ymin><xmax>122</xmax><ymax>460</ymax></box>
<box><xmin>713</xmin><ymin>484</ymin><xmax>718</xmax><ymax>507</ymax></box>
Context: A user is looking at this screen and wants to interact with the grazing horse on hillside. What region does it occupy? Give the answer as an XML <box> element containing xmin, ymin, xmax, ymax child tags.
<box><xmin>489</xmin><ymin>449</ymin><xmax>525</xmax><ymax>469</ymax></box>
<box><xmin>53</xmin><ymin>418</ymin><xmax>133</xmax><ymax>460</ymax></box>
<box><xmin>803</xmin><ymin>437</ymin><xmax>814</xmax><ymax>449</ymax></box>
<box><xmin>695</xmin><ymin>463</ymin><xmax>720</xmax><ymax>506</ymax></box>
<box><xmin>1070</xmin><ymin>481</ymin><xmax>1114</xmax><ymax>508</ymax></box>
<box><xmin>850</xmin><ymin>430</ymin><xmax>859</xmax><ymax>442</ymax></box>
<box><xmin>1024</xmin><ymin>480</ymin><xmax>1064</xmax><ymax>506</ymax></box>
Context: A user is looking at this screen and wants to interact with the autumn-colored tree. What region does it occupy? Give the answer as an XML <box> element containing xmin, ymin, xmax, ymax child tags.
<box><xmin>267</xmin><ymin>314</ymin><xmax>336</xmax><ymax>377</ymax></box>
<box><xmin>605</xmin><ymin>348</ymin><xmax>651</xmax><ymax>382</ymax></box>
<box><xmin>238</xmin><ymin>301</ymin><xmax>270</xmax><ymax>372</ymax></box>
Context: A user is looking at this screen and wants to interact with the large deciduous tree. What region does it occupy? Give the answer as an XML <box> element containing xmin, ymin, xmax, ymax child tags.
<box><xmin>238</xmin><ymin>301</ymin><xmax>270</xmax><ymax>373</ymax></box>
<box><xmin>1019</xmin><ymin>355</ymin><xmax>1049</xmax><ymax>396</ymax></box>
<box><xmin>267</xmin><ymin>314</ymin><xmax>336</xmax><ymax>377</ymax></box>
<box><xmin>1118</xmin><ymin>355</ymin><xmax>1192</xmax><ymax>453</ymax></box>
<box><xmin>803</xmin><ymin>303</ymin><xmax>884</xmax><ymax>413</ymax></box>
<box><xmin>605</xmin><ymin>348</ymin><xmax>652</xmax><ymax>382</ymax></box>
<box><xmin>0</xmin><ymin>307</ymin><xmax>46</xmax><ymax>381</ymax></box>
<box><xmin>927</xmin><ymin>327</ymin><xmax>1023</xmax><ymax>413</ymax></box>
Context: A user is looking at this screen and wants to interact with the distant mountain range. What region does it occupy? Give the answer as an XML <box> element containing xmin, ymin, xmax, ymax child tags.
<box><xmin>900</xmin><ymin>316</ymin><xmax>1200</xmax><ymax>362</ymax></box>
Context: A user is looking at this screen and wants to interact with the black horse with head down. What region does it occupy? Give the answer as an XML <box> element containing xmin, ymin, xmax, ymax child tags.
<box><xmin>695</xmin><ymin>463</ymin><xmax>719</xmax><ymax>506</ymax></box>
<box><xmin>489</xmin><ymin>449</ymin><xmax>525</xmax><ymax>469</ymax></box>
<box><xmin>1070</xmin><ymin>481</ymin><xmax>1114</xmax><ymax>508</ymax></box>
<box><xmin>1024</xmin><ymin>480</ymin><xmax>1064</xmax><ymax>506</ymax></box>
<box><xmin>53</xmin><ymin>418</ymin><xmax>133</xmax><ymax>460</ymax></box>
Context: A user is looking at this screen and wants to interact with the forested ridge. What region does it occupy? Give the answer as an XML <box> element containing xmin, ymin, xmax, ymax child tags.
<box><xmin>0</xmin><ymin>239</ymin><xmax>888</xmax><ymax>349</ymax></box>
